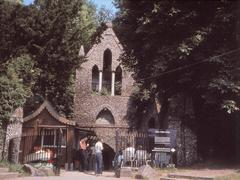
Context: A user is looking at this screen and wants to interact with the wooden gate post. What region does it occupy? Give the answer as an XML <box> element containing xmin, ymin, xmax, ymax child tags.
<box><xmin>54</xmin><ymin>128</ymin><xmax>62</xmax><ymax>175</ymax></box>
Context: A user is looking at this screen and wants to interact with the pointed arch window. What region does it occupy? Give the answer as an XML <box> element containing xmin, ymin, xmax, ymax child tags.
<box><xmin>115</xmin><ymin>66</ymin><xmax>122</xmax><ymax>95</ymax></box>
<box><xmin>92</xmin><ymin>65</ymin><xmax>99</xmax><ymax>92</ymax></box>
<box><xmin>102</xmin><ymin>49</ymin><xmax>112</xmax><ymax>94</ymax></box>
<box><xmin>96</xmin><ymin>108</ymin><xmax>115</xmax><ymax>125</ymax></box>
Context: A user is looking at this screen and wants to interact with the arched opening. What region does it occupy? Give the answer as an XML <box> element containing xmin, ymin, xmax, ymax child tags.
<box><xmin>102</xmin><ymin>143</ymin><xmax>115</xmax><ymax>170</ymax></box>
<box><xmin>102</xmin><ymin>49</ymin><xmax>112</xmax><ymax>94</ymax></box>
<box><xmin>115</xmin><ymin>66</ymin><xmax>122</xmax><ymax>95</ymax></box>
<box><xmin>92</xmin><ymin>65</ymin><xmax>99</xmax><ymax>92</ymax></box>
<box><xmin>96</xmin><ymin>108</ymin><xmax>114</xmax><ymax>125</ymax></box>
<box><xmin>148</xmin><ymin>117</ymin><xmax>155</xmax><ymax>129</ymax></box>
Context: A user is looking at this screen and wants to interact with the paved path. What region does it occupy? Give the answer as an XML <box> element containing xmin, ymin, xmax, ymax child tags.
<box><xmin>5</xmin><ymin>168</ymin><xmax>239</xmax><ymax>180</ymax></box>
<box><xmin>7</xmin><ymin>171</ymin><xmax>134</xmax><ymax>180</ymax></box>
<box><xmin>169</xmin><ymin>169</ymin><xmax>238</xmax><ymax>178</ymax></box>
<box><xmin>159</xmin><ymin>168</ymin><xmax>238</xmax><ymax>180</ymax></box>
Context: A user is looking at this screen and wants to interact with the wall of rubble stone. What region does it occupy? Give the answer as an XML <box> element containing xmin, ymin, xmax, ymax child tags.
<box><xmin>167</xmin><ymin>94</ymin><xmax>198</xmax><ymax>166</ymax></box>
<box><xmin>74</xmin><ymin>24</ymin><xmax>137</xmax><ymax>151</ymax></box>
<box><xmin>4</xmin><ymin>107</ymin><xmax>23</xmax><ymax>163</ymax></box>
<box><xmin>0</xmin><ymin>128</ymin><xmax>6</xmax><ymax>160</ymax></box>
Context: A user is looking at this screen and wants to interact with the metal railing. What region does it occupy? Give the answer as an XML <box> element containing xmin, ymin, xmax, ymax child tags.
<box><xmin>114</xmin><ymin>129</ymin><xmax>176</xmax><ymax>170</ymax></box>
<box><xmin>115</xmin><ymin>130</ymin><xmax>152</xmax><ymax>168</ymax></box>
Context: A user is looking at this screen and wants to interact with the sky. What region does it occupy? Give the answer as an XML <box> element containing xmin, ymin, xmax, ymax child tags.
<box><xmin>23</xmin><ymin>0</ymin><xmax>117</xmax><ymax>13</ymax></box>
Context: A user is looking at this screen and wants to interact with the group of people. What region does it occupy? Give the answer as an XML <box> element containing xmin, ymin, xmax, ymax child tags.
<box><xmin>76</xmin><ymin>138</ymin><xmax>148</xmax><ymax>176</ymax></box>
<box><xmin>77</xmin><ymin>137</ymin><xmax>103</xmax><ymax>175</ymax></box>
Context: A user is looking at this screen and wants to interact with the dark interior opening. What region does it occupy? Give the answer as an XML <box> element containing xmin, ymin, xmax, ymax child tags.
<box><xmin>102</xmin><ymin>143</ymin><xmax>115</xmax><ymax>170</ymax></box>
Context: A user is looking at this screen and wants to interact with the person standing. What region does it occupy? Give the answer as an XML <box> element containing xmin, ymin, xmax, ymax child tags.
<box><xmin>123</xmin><ymin>143</ymin><xmax>135</xmax><ymax>167</ymax></box>
<box><xmin>79</xmin><ymin>137</ymin><xmax>89</xmax><ymax>172</ymax></box>
<box><xmin>113</xmin><ymin>149</ymin><xmax>123</xmax><ymax>178</ymax></box>
<box><xmin>95</xmin><ymin>138</ymin><xmax>103</xmax><ymax>175</ymax></box>
<box><xmin>89</xmin><ymin>145</ymin><xmax>96</xmax><ymax>170</ymax></box>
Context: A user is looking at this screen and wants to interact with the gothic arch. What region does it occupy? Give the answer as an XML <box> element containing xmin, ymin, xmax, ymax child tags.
<box><xmin>96</xmin><ymin>108</ymin><xmax>115</xmax><ymax>125</ymax></box>
<box><xmin>103</xmin><ymin>49</ymin><xmax>112</xmax><ymax>71</ymax></box>
<box><xmin>102</xmin><ymin>49</ymin><xmax>112</xmax><ymax>94</ymax></box>
<box><xmin>115</xmin><ymin>65</ymin><xmax>122</xmax><ymax>95</ymax></box>
<box><xmin>92</xmin><ymin>65</ymin><xmax>99</xmax><ymax>92</ymax></box>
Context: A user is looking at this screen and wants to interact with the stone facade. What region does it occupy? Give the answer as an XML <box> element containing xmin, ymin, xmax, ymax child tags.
<box><xmin>74</xmin><ymin>23</ymin><xmax>135</xmax><ymax>151</ymax></box>
<box><xmin>4</xmin><ymin>107</ymin><xmax>23</xmax><ymax>163</ymax></box>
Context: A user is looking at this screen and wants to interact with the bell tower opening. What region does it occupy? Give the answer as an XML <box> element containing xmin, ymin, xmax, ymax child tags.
<box><xmin>115</xmin><ymin>66</ymin><xmax>122</xmax><ymax>95</ymax></box>
<box><xmin>92</xmin><ymin>65</ymin><xmax>99</xmax><ymax>92</ymax></box>
<box><xmin>102</xmin><ymin>49</ymin><xmax>112</xmax><ymax>94</ymax></box>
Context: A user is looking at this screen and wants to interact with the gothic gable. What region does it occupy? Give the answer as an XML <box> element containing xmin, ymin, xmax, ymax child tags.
<box><xmin>85</xmin><ymin>23</ymin><xmax>123</xmax><ymax>71</ymax></box>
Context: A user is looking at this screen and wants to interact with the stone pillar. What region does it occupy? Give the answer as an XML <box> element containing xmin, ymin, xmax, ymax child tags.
<box><xmin>4</xmin><ymin>107</ymin><xmax>23</xmax><ymax>163</ymax></box>
<box><xmin>111</xmin><ymin>71</ymin><xmax>115</xmax><ymax>96</ymax></box>
<box><xmin>99</xmin><ymin>71</ymin><xmax>103</xmax><ymax>92</ymax></box>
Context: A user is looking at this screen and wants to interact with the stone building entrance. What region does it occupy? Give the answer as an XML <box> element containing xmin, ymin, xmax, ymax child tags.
<box><xmin>102</xmin><ymin>143</ymin><xmax>115</xmax><ymax>170</ymax></box>
<box><xmin>75</xmin><ymin>126</ymin><xmax>117</xmax><ymax>171</ymax></box>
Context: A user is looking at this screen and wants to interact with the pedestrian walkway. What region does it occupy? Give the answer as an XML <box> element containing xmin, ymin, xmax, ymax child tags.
<box><xmin>0</xmin><ymin>167</ymin><xmax>18</xmax><ymax>180</ymax></box>
<box><xmin>6</xmin><ymin>171</ymin><xmax>133</xmax><ymax>180</ymax></box>
<box><xmin>5</xmin><ymin>168</ymin><xmax>239</xmax><ymax>180</ymax></box>
<box><xmin>160</xmin><ymin>168</ymin><xmax>239</xmax><ymax>180</ymax></box>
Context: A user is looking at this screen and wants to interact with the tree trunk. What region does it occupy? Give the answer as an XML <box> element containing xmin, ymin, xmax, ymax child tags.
<box><xmin>158</xmin><ymin>94</ymin><xmax>170</xmax><ymax>129</ymax></box>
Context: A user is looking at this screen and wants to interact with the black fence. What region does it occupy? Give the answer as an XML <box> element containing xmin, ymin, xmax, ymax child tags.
<box><xmin>115</xmin><ymin>129</ymin><xmax>177</xmax><ymax>168</ymax></box>
<box><xmin>8</xmin><ymin>128</ymin><xmax>63</xmax><ymax>175</ymax></box>
<box><xmin>115</xmin><ymin>130</ymin><xmax>152</xmax><ymax>168</ymax></box>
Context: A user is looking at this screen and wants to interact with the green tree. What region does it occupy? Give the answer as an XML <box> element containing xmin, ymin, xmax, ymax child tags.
<box><xmin>0</xmin><ymin>1</ymin><xmax>39</xmax><ymax>127</ymax></box>
<box><xmin>0</xmin><ymin>54</ymin><xmax>38</xmax><ymax>127</ymax></box>
<box><xmin>0</xmin><ymin>0</ymin><xmax>98</xmax><ymax>118</ymax></box>
<box><xmin>29</xmin><ymin>0</ymin><xmax>98</xmax><ymax>117</ymax></box>
<box><xmin>115</xmin><ymin>0</ymin><xmax>240</xmax><ymax>160</ymax></box>
<box><xmin>115</xmin><ymin>0</ymin><xmax>239</xmax><ymax>121</ymax></box>
<box><xmin>4</xmin><ymin>0</ymin><xmax>23</xmax><ymax>4</ymax></box>
<box><xmin>97</xmin><ymin>5</ymin><xmax>115</xmax><ymax>24</ymax></box>
<box><xmin>70</xmin><ymin>0</ymin><xmax>98</xmax><ymax>52</ymax></box>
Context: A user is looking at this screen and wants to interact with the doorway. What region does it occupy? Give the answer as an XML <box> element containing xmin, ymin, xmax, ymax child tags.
<box><xmin>102</xmin><ymin>143</ymin><xmax>115</xmax><ymax>170</ymax></box>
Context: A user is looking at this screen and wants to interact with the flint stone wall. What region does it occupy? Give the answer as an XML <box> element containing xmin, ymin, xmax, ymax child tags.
<box><xmin>0</xmin><ymin>128</ymin><xmax>5</xmax><ymax>160</ymax></box>
<box><xmin>74</xmin><ymin>25</ymin><xmax>135</xmax><ymax>151</ymax></box>
<box><xmin>4</xmin><ymin>107</ymin><xmax>23</xmax><ymax>163</ymax></box>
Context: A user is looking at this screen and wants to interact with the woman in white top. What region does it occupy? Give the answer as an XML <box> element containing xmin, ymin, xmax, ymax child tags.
<box><xmin>95</xmin><ymin>138</ymin><xmax>103</xmax><ymax>175</ymax></box>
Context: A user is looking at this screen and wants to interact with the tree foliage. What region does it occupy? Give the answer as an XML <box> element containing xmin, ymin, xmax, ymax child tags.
<box><xmin>97</xmin><ymin>5</ymin><xmax>115</xmax><ymax>24</ymax></box>
<box><xmin>114</xmin><ymin>0</ymin><xmax>240</xmax><ymax>120</ymax></box>
<box><xmin>0</xmin><ymin>0</ymin><xmax>99</xmax><ymax>120</ymax></box>
<box><xmin>0</xmin><ymin>54</ymin><xmax>38</xmax><ymax>126</ymax></box>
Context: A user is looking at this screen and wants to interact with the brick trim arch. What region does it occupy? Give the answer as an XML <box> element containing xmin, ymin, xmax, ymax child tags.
<box><xmin>94</xmin><ymin>104</ymin><xmax>114</xmax><ymax>119</ymax></box>
<box><xmin>96</xmin><ymin>108</ymin><xmax>115</xmax><ymax>125</ymax></box>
